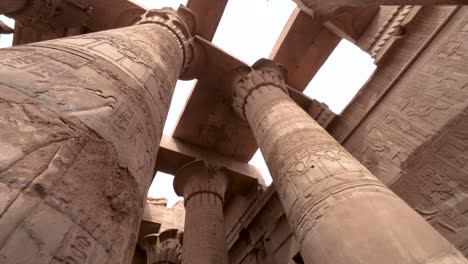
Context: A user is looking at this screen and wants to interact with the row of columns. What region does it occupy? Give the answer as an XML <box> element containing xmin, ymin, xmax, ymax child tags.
<box><xmin>0</xmin><ymin>4</ymin><xmax>467</xmax><ymax>264</ymax></box>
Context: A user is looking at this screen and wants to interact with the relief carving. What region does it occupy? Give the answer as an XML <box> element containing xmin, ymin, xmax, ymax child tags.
<box><xmin>0</xmin><ymin>6</ymin><xmax>199</xmax><ymax>264</ymax></box>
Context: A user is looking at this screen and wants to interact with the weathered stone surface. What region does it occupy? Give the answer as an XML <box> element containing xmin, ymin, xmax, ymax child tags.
<box><xmin>0</xmin><ymin>7</ymin><xmax>197</xmax><ymax>264</ymax></box>
<box><xmin>174</xmin><ymin>160</ymin><xmax>230</xmax><ymax>264</ymax></box>
<box><xmin>231</xmin><ymin>59</ymin><xmax>468</xmax><ymax>264</ymax></box>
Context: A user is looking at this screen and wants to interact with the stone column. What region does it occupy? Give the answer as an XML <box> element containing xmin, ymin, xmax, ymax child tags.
<box><xmin>139</xmin><ymin>229</ymin><xmax>183</xmax><ymax>264</ymax></box>
<box><xmin>0</xmin><ymin>7</ymin><xmax>198</xmax><ymax>264</ymax></box>
<box><xmin>174</xmin><ymin>161</ymin><xmax>229</xmax><ymax>264</ymax></box>
<box><xmin>231</xmin><ymin>59</ymin><xmax>468</xmax><ymax>264</ymax></box>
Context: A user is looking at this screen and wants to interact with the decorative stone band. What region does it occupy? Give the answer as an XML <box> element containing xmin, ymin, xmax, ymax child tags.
<box><xmin>173</xmin><ymin>160</ymin><xmax>229</xmax><ymax>205</ymax></box>
<box><xmin>136</xmin><ymin>6</ymin><xmax>198</xmax><ymax>80</ymax></box>
<box><xmin>139</xmin><ymin>229</ymin><xmax>183</xmax><ymax>264</ymax></box>
<box><xmin>231</xmin><ymin>59</ymin><xmax>289</xmax><ymax>120</ymax></box>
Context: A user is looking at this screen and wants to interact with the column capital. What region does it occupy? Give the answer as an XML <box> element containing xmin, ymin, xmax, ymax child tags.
<box><xmin>173</xmin><ymin>160</ymin><xmax>229</xmax><ymax>205</ymax></box>
<box><xmin>231</xmin><ymin>58</ymin><xmax>289</xmax><ymax>119</ymax></box>
<box><xmin>139</xmin><ymin>229</ymin><xmax>183</xmax><ymax>264</ymax></box>
<box><xmin>137</xmin><ymin>6</ymin><xmax>201</xmax><ymax>80</ymax></box>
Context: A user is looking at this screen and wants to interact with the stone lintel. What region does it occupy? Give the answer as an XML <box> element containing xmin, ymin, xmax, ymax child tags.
<box><xmin>293</xmin><ymin>0</ymin><xmax>466</xmax><ymax>20</ymax></box>
<box><xmin>269</xmin><ymin>8</ymin><xmax>341</xmax><ymax>91</ymax></box>
<box><xmin>323</xmin><ymin>5</ymin><xmax>379</xmax><ymax>43</ymax></box>
<box><xmin>269</xmin><ymin>5</ymin><xmax>377</xmax><ymax>92</ymax></box>
<box><xmin>173</xmin><ymin>36</ymin><xmax>336</xmax><ymax>163</ymax></box>
<box><xmin>186</xmin><ymin>0</ymin><xmax>228</xmax><ymax>41</ymax></box>
<box><xmin>156</xmin><ymin>136</ymin><xmax>266</xmax><ymax>194</ymax></box>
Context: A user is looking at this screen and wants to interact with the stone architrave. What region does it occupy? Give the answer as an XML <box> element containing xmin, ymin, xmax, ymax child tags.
<box><xmin>139</xmin><ymin>229</ymin><xmax>183</xmax><ymax>264</ymax></box>
<box><xmin>230</xmin><ymin>59</ymin><xmax>468</xmax><ymax>264</ymax></box>
<box><xmin>174</xmin><ymin>160</ymin><xmax>230</xmax><ymax>264</ymax></box>
<box><xmin>0</xmin><ymin>6</ymin><xmax>199</xmax><ymax>264</ymax></box>
<box><xmin>293</xmin><ymin>0</ymin><xmax>467</xmax><ymax>19</ymax></box>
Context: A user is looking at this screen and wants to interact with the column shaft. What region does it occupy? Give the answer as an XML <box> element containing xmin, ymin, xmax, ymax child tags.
<box><xmin>0</xmin><ymin>8</ymin><xmax>195</xmax><ymax>264</ymax></box>
<box><xmin>174</xmin><ymin>161</ymin><xmax>229</xmax><ymax>264</ymax></box>
<box><xmin>233</xmin><ymin>60</ymin><xmax>468</xmax><ymax>264</ymax></box>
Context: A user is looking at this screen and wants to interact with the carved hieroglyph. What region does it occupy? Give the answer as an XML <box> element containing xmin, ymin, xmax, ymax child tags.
<box><xmin>231</xmin><ymin>59</ymin><xmax>468</xmax><ymax>264</ymax></box>
<box><xmin>139</xmin><ymin>229</ymin><xmax>183</xmax><ymax>264</ymax></box>
<box><xmin>174</xmin><ymin>160</ymin><xmax>230</xmax><ymax>264</ymax></box>
<box><xmin>337</xmin><ymin>6</ymin><xmax>468</xmax><ymax>254</ymax></box>
<box><xmin>0</xmin><ymin>7</ymin><xmax>197</xmax><ymax>264</ymax></box>
<box><xmin>392</xmin><ymin>106</ymin><xmax>468</xmax><ymax>257</ymax></box>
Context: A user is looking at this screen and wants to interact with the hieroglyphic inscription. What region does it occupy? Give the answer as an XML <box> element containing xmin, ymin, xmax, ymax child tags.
<box><xmin>51</xmin><ymin>228</ymin><xmax>95</xmax><ymax>264</ymax></box>
<box><xmin>0</xmin><ymin>10</ymin><xmax>188</xmax><ymax>264</ymax></box>
<box><xmin>392</xmin><ymin>104</ymin><xmax>468</xmax><ymax>256</ymax></box>
<box><xmin>345</xmin><ymin>7</ymin><xmax>468</xmax><ymax>186</ymax></box>
<box><xmin>242</xmin><ymin>87</ymin><xmax>391</xmax><ymax>246</ymax></box>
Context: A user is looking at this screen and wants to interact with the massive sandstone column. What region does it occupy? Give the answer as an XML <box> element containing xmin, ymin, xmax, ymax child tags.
<box><xmin>139</xmin><ymin>229</ymin><xmax>183</xmax><ymax>264</ymax></box>
<box><xmin>174</xmin><ymin>161</ymin><xmax>229</xmax><ymax>264</ymax></box>
<box><xmin>0</xmin><ymin>7</ymin><xmax>198</xmax><ymax>264</ymax></box>
<box><xmin>231</xmin><ymin>59</ymin><xmax>468</xmax><ymax>264</ymax></box>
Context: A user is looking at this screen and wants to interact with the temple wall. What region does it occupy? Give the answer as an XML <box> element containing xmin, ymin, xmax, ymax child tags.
<box><xmin>227</xmin><ymin>188</ymin><xmax>301</xmax><ymax>264</ymax></box>
<box><xmin>329</xmin><ymin>5</ymin><xmax>468</xmax><ymax>256</ymax></box>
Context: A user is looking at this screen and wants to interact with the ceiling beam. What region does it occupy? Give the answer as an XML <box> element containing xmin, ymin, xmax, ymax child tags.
<box><xmin>269</xmin><ymin>8</ymin><xmax>340</xmax><ymax>91</ymax></box>
<box><xmin>156</xmin><ymin>135</ymin><xmax>265</xmax><ymax>186</ymax></box>
<box><xmin>292</xmin><ymin>0</ymin><xmax>463</xmax><ymax>19</ymax></box>
<box><xmin>269</xmin><ymin>6</ymin><xmax>377</xmax><ymax>91</ymax></box>
<box><xmin>186</xmin><ymin>0</ymin><xmax>228</xmax><ymax>41</ymax></box>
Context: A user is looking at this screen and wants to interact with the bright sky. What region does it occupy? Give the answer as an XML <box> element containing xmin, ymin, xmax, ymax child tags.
<box><xmin>0</xmin><ymin>1</ymin><xmax>376</xmax><ymax>206</ymax></box>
